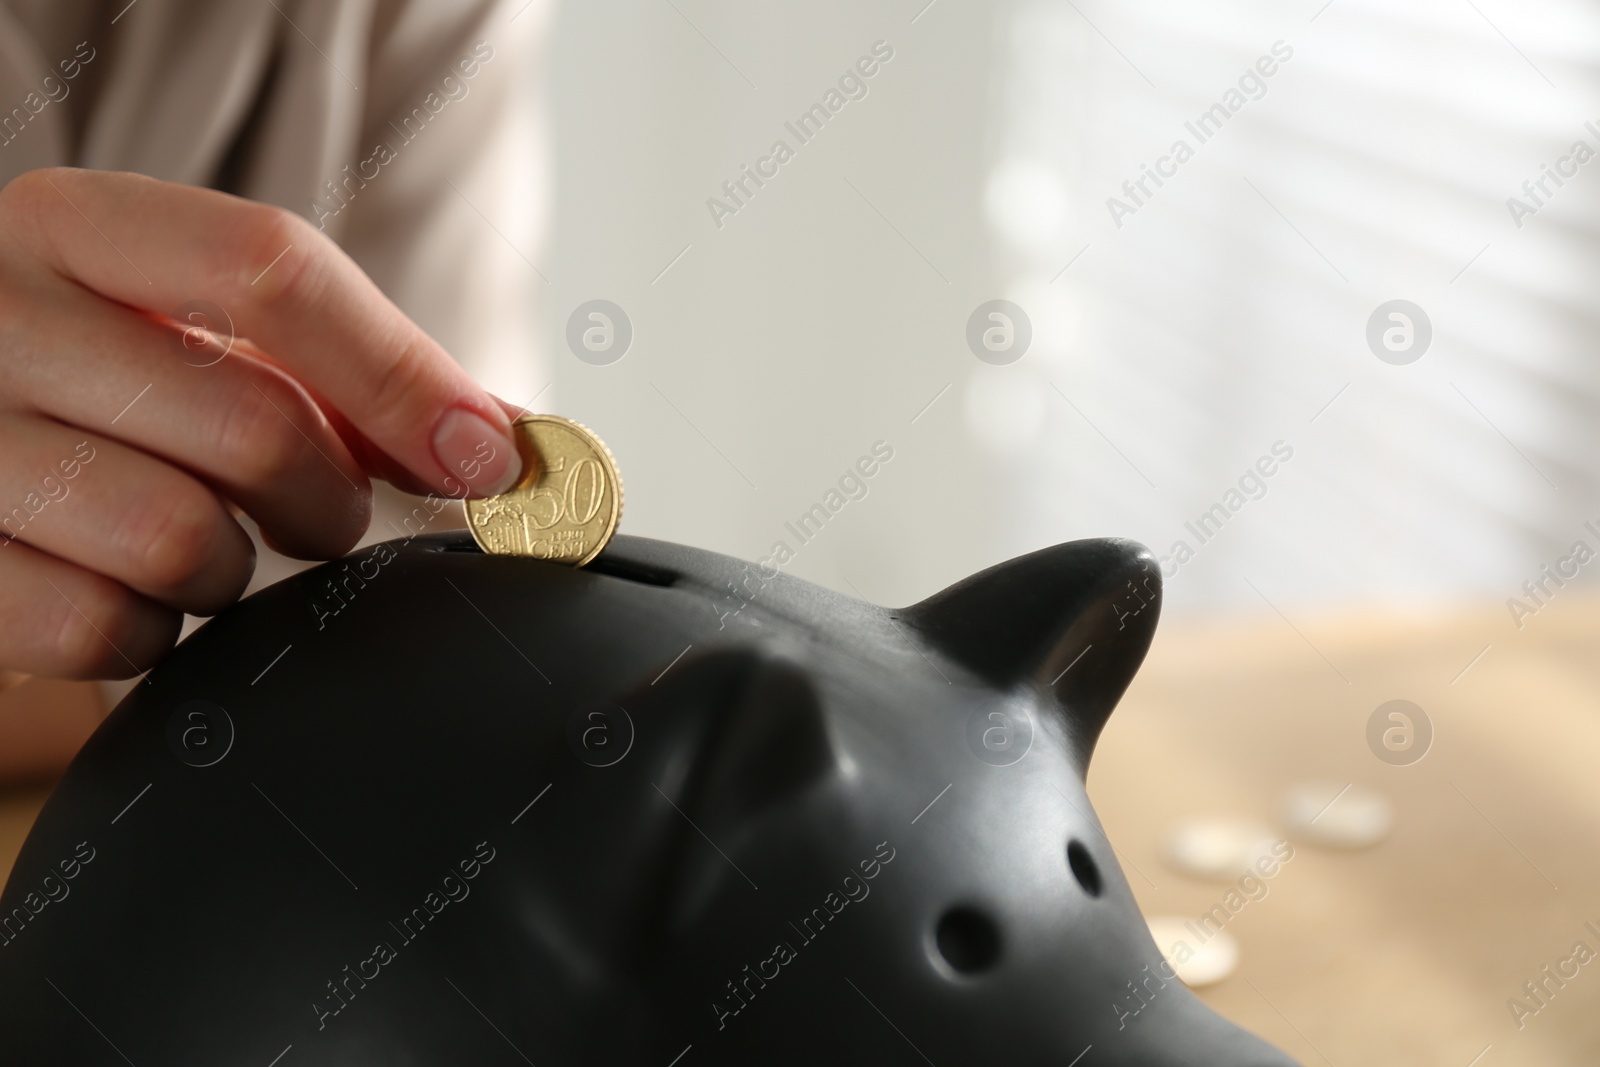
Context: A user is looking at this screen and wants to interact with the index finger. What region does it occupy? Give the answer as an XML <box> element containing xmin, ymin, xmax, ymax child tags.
<box><xmin>4</xmin><ymin>168</ymin><xmax>523</xmax><ymax>498</ymax></box>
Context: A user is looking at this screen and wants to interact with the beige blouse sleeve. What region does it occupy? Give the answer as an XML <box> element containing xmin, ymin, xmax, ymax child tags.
<box><xmin>0</xmin><ymin>0</ymin><xmax>548</xmax><ymax>397</ymax></box>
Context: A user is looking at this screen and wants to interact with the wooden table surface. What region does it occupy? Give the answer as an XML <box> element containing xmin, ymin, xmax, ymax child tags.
<box><xmin>2</xmin><ymin>596</ymin><xmax>1597</xmax><ymax>1064</ymax></box>
<box><xmin>1092</xmin><ymin>596</ymin><xmax>1600</xmax><ymax>1066</ymax></box>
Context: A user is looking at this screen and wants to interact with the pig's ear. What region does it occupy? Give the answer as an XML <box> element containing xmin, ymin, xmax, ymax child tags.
<box><xmin>650</xmin><ymin>649</ymin><xmax>837</xmax><ymax>834</ymax></box>
<box><xmin>900</xmin><ymin>538</ymin><xmax>1161</xmax><ymax>764</ymax></box>
<box><xmin>668</xmin><ymin>652</ymin><xmax>838</xmax><ymax>825</ymax></box>
<box><xmin>625</xmin><ymin>650</ymin><xmax>837</xmax><ymax>941</ymax></box>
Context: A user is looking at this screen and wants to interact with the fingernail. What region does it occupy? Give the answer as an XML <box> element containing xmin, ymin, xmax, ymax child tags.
<box><xmin>431</xmin><ymin>407</ymin><xmax>521</xmax><ymax>496</ymax></box>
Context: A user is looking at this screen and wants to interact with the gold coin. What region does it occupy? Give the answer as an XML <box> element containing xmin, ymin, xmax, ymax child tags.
<box><xmin>463</xmin><ymin>415</ymin><xmax>622</xmax><ymax>565</ymax></box>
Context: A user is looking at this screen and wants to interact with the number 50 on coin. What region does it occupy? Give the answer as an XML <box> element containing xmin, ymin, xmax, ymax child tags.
<box><xmin>463</xmin><ymin>415</ymin><xmax>623</xmax><ymax>567</ymax></box>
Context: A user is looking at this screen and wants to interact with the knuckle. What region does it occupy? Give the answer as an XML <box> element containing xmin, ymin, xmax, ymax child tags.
<box><xmin>364</xmin><ymin>336</ymin><xmax>439</xmax><ymax>434</ymax></box>
<box><xmin>0</xmin><ymin>167</ymin><xmax>59</xmax><ymax>211</ymax></box>
<box><xmin>0</xmin><ymin>168</ymin><xmax>71</xmax><ymax>247</ymax></box>
<box><xmin>213</xmin><ymin>379</ymin><xmax>309</xmax><ymax>487</ymax></box>
<box><xmin>113</xmin><ymin>485</ymin><xmax>221</xmax><ymax>593</ymax></box>
<box><xmin>232</xmin><ymin>203</ymin><xmax>324</xmax><ymax>310</ymax></box>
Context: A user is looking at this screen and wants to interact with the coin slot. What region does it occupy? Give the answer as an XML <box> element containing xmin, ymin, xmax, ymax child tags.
<box><xmin>434</xmin><ymin>532</ymin><xmax>674</xmax><ymax>586</ymax></box>
<box><xmin>934</xmin><ymin>905</ymin><xmax>1002</xmax><ymax>975</ymax></box>
<box><xmin>1067</xmin><ymin>838</ymin><xmax>1102</xmax><ymax>897</ymax></box>
<box><xmin>585</xmin><ymin>556</ymin><xmax>677</xmax><ymax>587</ymax></box>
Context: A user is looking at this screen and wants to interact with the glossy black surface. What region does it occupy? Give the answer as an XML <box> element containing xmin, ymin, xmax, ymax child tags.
<box><xmin>0</xmin><ymin>530</ymin><xmax>1298</xmax><ymax>1065</ymax></box>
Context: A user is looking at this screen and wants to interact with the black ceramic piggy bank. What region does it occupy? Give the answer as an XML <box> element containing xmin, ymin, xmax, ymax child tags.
<box><xmin>0</xmin><ymin>531</ymin><xmax>1298</xmax><ymax>1065</ymax></box>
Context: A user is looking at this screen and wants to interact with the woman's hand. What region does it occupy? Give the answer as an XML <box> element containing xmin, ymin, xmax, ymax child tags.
<box><xmin>0</xmin><ymin>168</ymin><xmax>522</xmax><ymax>679</ymax></box>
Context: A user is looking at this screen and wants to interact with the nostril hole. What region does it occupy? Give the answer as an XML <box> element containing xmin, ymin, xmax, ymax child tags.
<box><xmin>934</xmin><ymin>906</ymin><xmax>1002</xmax><ymax>974</ymax></box>
<box><xmin>1067</xmin><ymin>839</ymin><xmax>1102</xmax><ymax>897</ymax></box>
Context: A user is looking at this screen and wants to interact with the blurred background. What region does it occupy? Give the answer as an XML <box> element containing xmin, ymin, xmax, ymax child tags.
<box><xmin>6</xmin><ymin>0</ymin><xmax>1600</xmax><ymax>1063</ymax></box>
<box><xmin>536</xmin><ymin>0</ymin><xmax>1600</xmax><ymax>622</ymax></box>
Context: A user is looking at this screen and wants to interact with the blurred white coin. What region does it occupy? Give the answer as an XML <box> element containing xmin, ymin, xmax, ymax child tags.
<box><xmin>1163</xmin><ymin>819</ymin><xmax>1282</xmax><ymax>881</ymax></box>
<box><xmin>1146</xmin><ymin>915</ymin><xmax>1240</xmax><ymax>987</ymax></box>
<box><xmin>1281</xmin><ymin>782</ymin><xmax>1392</xmax><ymax>848</ymax></box>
